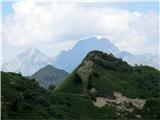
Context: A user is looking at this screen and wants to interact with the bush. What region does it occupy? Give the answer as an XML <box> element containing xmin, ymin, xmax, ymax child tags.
<box><xmin>74</xmin><ymin>73</ymin><xmax>82</xmax><ymax>83</ymax></box>
<box><xmin>48</xmin><ymin>84</ymin><xmax>56</xmax><ymax>91</ymax></box>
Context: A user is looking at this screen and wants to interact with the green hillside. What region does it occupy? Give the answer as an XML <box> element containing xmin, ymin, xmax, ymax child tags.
<box><xmin>1</xmin><ymin>51</ymin><xmax>160</xmax><ymax>119</ymax></box>
<box><xmin>1</xmin><ymin>72</ymin><xmax>52</xmax><ymax>119</ymax></box>
<box><xmin>1</xmin><ymin>72</ymin><xmax>122</xmax><ymax>119</ymax></box>
<box><xmin>30</xmin><ymin>65</ymin><xmax>68</xmax><ymax>88</ymax></box>
<box><xmin>56</xmin><ymin>51</ymin><xmax>160</xmax><ymax>99</ymax></box>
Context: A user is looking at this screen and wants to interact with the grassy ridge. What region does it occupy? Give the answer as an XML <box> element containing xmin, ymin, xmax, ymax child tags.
<box><xmin>56</xmin><ymin>51</ymin><xmax>160</xmax><ymax>99</ymax></box>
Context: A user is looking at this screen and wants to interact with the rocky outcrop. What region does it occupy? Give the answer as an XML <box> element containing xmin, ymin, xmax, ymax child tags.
<box><xmin>93</xmin><ymin>91</ymin><xmax>145</xmax><ymax>116</ymax></box>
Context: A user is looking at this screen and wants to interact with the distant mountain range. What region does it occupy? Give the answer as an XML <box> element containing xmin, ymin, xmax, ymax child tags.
<box><xmin>2</xmin><ymin>48</ymin><xmax>52</xmax><ymax>76</ymax></box>
<box><xmin>52</xmin><ymin>37</ymin><xmax>120</xmax><ymax>72</ymax></box>
<box><xmin>53</xmin><ymin>37</ymin><xmax>159</xmax><ymax>72</ymax></box>
<box><xmin>2</xmin><ymin>37</ymin><xmax>159</xmax><ymax>75</ymax></box>
<box><xmin>117</xmin><ymin>51</ymin><xmax>159</xmax><ymax>69</ymax></box>
<box><xmin>30</xmin><ymin>65</ymin><xmax>68</xmax><ymax>88</ymax></box>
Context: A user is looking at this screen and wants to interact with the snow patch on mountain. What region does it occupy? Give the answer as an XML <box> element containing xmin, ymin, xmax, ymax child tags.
<box><xmin>52</xmin><ymin>37</ymin><xmax>159</xmax><ymax>72</ymax></box>
<box><xmin>2</xmin><ymin>48</ymin><xmax>52</xmax><ymax>76</ymax></box>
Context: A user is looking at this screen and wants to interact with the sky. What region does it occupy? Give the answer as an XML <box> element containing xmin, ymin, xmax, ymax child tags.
<box><xmin>1</xmin><ymin>0</ymin><xmax>159</xmax><ymax>63</ymax></box>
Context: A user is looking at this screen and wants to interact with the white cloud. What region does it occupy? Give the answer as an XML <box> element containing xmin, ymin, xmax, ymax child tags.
<box><xmin>3</xmin><ymin>0</ymin><xmax>159</xmax><ymax>57</ymax></box>
<box><xmin>2</xmin><ymin>0</ymin><xmax>158</xmax><ymax>2</ymax></box>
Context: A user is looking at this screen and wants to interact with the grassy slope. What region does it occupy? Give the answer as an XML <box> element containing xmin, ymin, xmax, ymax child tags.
<box><xmin>1</xmin><ymin>72</ymin><xmax>53</xmax><ymax>119</ymax></box>
<box><xmin>54</xmin><ymin>51</ymin><xmax>160</xmax><ymax>119</ymax></box>
<box><xmin>56</xmin><ymin>51</ymin><xmax>160</xmax><ymax>99</ymax></box>
<box><xmin>1</xmin><ymin>72</ymin><xmax>122</xmax><ymax>119</ymax></box>
<box><xmin>140</xmin><ymin>98</ymin><xmax>160</xmax><ymax>119</ymax></box>
<box><xmin>48</xmin><ymin>92</ymin><xmax>121</xmax><ymax>119</ymax></box>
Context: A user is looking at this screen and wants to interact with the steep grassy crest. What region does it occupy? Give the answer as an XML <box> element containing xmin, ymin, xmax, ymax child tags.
<box><xmin>56</xmin><ymin>51</ymin><xmax>160</xmax><ymax>99</ymax></box>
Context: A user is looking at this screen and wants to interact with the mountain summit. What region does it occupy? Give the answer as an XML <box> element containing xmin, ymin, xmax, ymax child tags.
<box><xmin>52</xmin><ymin>37</ymin><xmax>159</xmax><ymax>72</ymax></box>
<box><xmin>52</xmin><ymin>37</ymin><xmax>120</xmax><ymax>72</ymax></box>
<box><xmin>2</xmin><ymin>37</ymin><xmax>159</xmax><ymax>75</ymax></box>
<box><xmin>31</xmin><ymin>65</ymin><xmax>68</xmax><ymax>88</ymax></box>
<box><xmin>72</xmin><ymin>37</ymin><xmax>119</xmax><ymax>55</ymax></box>
<box><xmin>2</xmin><ymin>47</ymin><xmax>52</xmax><ymax>76</ymax></box>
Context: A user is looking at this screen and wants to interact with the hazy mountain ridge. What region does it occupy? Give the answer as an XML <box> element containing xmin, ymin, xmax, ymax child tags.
<box><xmin>52</xmin><ymin>37</ymin><xmax>120</xmax><ymax>72</ymax></box>
<box><xmin>2</xmin><ymin>48</ymin><xmax>52</xmax><ymax>76</ymax></box>
<box><xmin>30</xmin><ymin>65</ymin><xmax>68</xmax><ymax>88</ymax></box>
<box><xmin>117</xmin><ymin>51</ymin><xmax>159</xmax><ymax>69</ymax></box>
<box><xmin>52</xmin><ymin>37</ymin><xmax>159</xmax><ymax>72</ymax></box>
<box><xmin>2</xmin><ymin>37</ymin><xmax>159</xmax><ymax>75</ymax></box>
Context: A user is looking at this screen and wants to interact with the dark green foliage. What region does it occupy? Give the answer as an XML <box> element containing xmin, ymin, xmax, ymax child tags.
<box><xmin>48</xmin><ymin>84</ymin><xmax>56</xmax><ymax>91</ymax></box>
<box><xmin>1</xmin><ymin>71</ymin><xmax>122</xmax><ymax>119</ymax></box>
<box><xmin>92</xmin><ymin>72</ymin><xmax>99</xmax><ymax>78</ymax></box>
<box><xmin>74</xmin><ymin>73</ymin><xmax>82</xmax><ymax>83</ymax></box>
<box><xmin>87</xmin><ymin>73</ymin><xmax>94</xmax><ymax>90</ymax></box>
<box><xmin>140</xmin><ymin>98</ymin><xmax>160</xmax><ymax>119</ymax></box>
<box><xmin>87</xmin><ymin>79</ymin><xmax>92</xmax><ymax>90</ymax></box>
<box><xmin>1</xmin><ymin>72</ymin><xmax>52</xmax><ymax>119</ymax></box>
<box><xmin>47</xmin><ymin>92</ymin><xmax>121</xmax><ymax>119</ymax></box>
<box><xmin>55</xmin><ymin>72</ymin><xmax>84</xmax><ymax>94</ymax></box>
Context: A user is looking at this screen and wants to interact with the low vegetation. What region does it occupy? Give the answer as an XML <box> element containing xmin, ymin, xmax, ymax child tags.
<box><xmin>2</xmin><ymin>51</ymin><xmax>160</xmax><ymax>119</ymax></box>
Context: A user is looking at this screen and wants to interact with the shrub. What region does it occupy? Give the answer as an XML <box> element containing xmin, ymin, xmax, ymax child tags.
<box><xmin>74</xmin><ymin>73</ymin><xmax>82</xmax><ymax>83</ymax></box>
<box><xmin>48</xmin><ymin>84</ymin><xmax>56</xmax><ymax>91</ymax></box>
